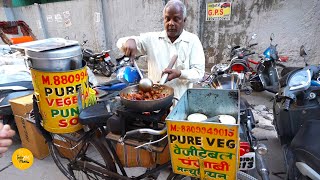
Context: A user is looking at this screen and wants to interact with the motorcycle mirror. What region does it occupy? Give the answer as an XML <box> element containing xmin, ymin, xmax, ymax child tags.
<box><xmin>300</xmin><ymin>45</ymin><xmax>309</xmax><ymax>67</ymax></box>
<box><xmin>300</xmin><ymin>45</ymin><xmax>307</xmax><ymax>57</ymax></box>
<box><xmin>270</xmin><ymin>33</ymin><xmax>275</xmax><ymax>42</ymax></box>
<box><xmin>251</xmin><ymin>33</ymin><xmax>257</xmax><ymax>40</ymax></box>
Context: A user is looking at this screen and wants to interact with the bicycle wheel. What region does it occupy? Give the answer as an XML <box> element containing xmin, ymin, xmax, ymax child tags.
<box><xmin>49</xmin><ymin>133</ymin><xmax>116</xmax><ymax>180</ymax></box>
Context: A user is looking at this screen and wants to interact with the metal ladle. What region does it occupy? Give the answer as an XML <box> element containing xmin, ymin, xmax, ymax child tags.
<box><xmin>133</xmin><ymin>55</ymin><xmax>178</xmax><ymax>92</ymax></box>
<box><xmin>133</xmin><ymin>59</ymin><xmax>154</xmax><ymax>92</ymax></box>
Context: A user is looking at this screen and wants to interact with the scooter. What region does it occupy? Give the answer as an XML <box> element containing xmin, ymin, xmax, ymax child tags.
<box><xmin>250</xmin><ymin>33</ymin><xmax>288</xmax><ymax>93</ymax></box>
<box><xmin>273</xmin><ymin>45</ymin><xmax>320</xmax><ymax>179</ymax></box>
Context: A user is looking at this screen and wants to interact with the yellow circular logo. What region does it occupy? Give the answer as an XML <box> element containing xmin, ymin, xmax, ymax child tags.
<box><xmin>12</xmin><ymin>148</ymin><xmax>34</xmax><ymax>170</ymax></box>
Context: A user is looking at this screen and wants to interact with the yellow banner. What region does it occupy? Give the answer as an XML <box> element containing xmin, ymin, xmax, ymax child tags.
<box><xmin>167</xmin><ymin>121</ymin><xmax>239</xmax><ymax>179</ymax></box>
<box><xmin>31</xmin><ymin>66</ymin><xmax>89</xmax><ymax>133</ymax></box>
<box><xmin>206</xmin><ymin>2</ymin><xmax>231</xmax><ymax>21</ymax></box>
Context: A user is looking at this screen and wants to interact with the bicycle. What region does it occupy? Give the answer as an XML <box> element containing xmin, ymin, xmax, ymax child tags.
<box><xmin>33</xmin><ymin>93</ymin><xmax>261</xmax><ymax>180</ymax></box>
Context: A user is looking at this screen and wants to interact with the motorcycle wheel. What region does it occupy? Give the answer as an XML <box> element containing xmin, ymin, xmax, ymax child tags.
<box><xmin>251</xmin><ymin>81</ymin><xmax>264</xmax><ymax>92</ymax></box>
<box><xmin>99</xmin><ymin>61</ymin><xmax>112</xmax><ymax>77</ymax></box>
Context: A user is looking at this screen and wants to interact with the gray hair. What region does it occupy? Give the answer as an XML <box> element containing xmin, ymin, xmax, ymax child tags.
<box><xmin>163</xmin><ymin>0</ymin><xmax>187</xmax><ymax>20</ymax></box>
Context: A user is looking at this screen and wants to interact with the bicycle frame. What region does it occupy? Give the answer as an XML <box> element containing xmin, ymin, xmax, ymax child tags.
<box><xmin>74</xmin><ymin>125</ymin><xmax>171</xmax><ymax>180</ymax></box>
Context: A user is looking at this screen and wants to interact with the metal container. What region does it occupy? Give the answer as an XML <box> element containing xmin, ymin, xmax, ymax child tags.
<box><xmin>166</xmin><ymin>89</ymin><xmax>240</xmax><ymax>121</ymax></box>
<box><xmin>26</xmin><ymin>45</ymin><xmax>83</xmax><ymax>71</ymax></box>
<box><xmin>166</xmin><ymin>89</ymin><xmax>240</xmax><ymax>179</ymax></box>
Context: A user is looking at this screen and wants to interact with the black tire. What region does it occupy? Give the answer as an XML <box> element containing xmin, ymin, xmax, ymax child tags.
<box><xmin>284</xmin><ymin>146</ymin><xmax>304</xmax><ymax>180</ymax></box>
<box><xmin>99</xmin><ymin>62</ymin><xmax>112</xmax><ymax>77</ymax></box>
<box><xmin>49</xmin><ymin>134</ymin><xmax>116</xmax><ymax>180</ymax></box>
<box><xmin>167</xmin><ymin>171</ymin><xmax>257</xmax><ymax>180</ymax></box>
<box><xmin>167</xmin><ymin>172</ymin><xmax>197</xmax><ymax>180</ymax></box>
<box><xmin>251</xmin><ymin>81</ymin><xmax>264</xmax><ymax>92</ymax></box>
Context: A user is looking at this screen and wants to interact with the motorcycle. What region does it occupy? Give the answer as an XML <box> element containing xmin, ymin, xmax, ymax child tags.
<box><xmin>227</xmin><ymin>34</ymin><xmax>259</xmax><ymax>95</ymax></box>
<box><xmin>195</xmin><ymin>64</ymin><xmax>270</xmax><ymax>180</ymax></box>
<box><xmin>82</xmin><ymin>40</ymin><xmax>115</xmax><ymax>77</ymax></box>
<box><xmin>273</xmin><ymin>45</ymin><xmax>320</xmax><ymax>179</ymax></box>
<box><xmin>93</xmin><ymin>55</ymin><xmax>142</xmax><ymax>101</ymax></box>
<box><xmin>250</xmin><ymin>33</ymin><xmax>288</xmax><ymax>93</ymax></box>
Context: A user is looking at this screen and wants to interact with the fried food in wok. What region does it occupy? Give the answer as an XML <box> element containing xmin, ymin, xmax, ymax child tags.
<box><xmin>122</xmin><ymin>85</ymin><xmax>168</xmax><ymax>100</ymax></box>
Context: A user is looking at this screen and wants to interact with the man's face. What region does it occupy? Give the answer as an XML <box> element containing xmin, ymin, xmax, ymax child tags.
<box><xmin>163</xmin><ymin>5</ymin><xmax>185</xmax><ymax>42</ymax></box>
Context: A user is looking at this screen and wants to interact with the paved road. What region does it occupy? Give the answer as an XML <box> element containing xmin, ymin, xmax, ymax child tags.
<box><xmin>0</xmin><ymin>74</ymin><xmax>286</xmax><ymax>180</ymax></box>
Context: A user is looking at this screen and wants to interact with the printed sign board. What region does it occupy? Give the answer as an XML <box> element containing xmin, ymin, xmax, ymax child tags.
<box><xmin>31</xmin><ymin>66</ymin><xmax>89</xmax><ymax>133</ymax></box>
<box><xmin>167</xmin><ymin>121</ymin><xmax>239</xmax><ymax>179</ymax></box>
<box><xmin>206</xmin><ymin>2</ymin><xmax>232</xmax><ymax>21</ymax></box>
<box><xmin>166</xmin><ymin>89</ymin><xmax>240</xmax><ymax>179</ymax></box>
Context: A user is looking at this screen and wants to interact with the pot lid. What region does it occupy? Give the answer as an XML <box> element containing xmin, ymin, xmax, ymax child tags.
<box><xmin>25</xmin><ymin>44</ymin><xmax>82</xmax><ymax>60</ymax></box>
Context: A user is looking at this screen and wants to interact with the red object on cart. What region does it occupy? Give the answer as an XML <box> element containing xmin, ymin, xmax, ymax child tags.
<box><xmin>0</xmin><ymin>20</ymin><xmax>36</xmax><ymax>45</ymax></box>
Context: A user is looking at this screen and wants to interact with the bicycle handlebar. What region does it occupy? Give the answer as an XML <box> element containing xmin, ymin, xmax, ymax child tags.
<box><xmin>245</xmin><ymin>52</ymin><xmax>255</xmax><ymax>56</ymax></box>
<box><xmin>249</xmin><ymin>43</ymin><xmax>258</xmax><ymax>48</ymax></box>
<box><xmin>125</xmin><ymin>127</ymin><xmax>167</xmax><ymax>136</ymax></box>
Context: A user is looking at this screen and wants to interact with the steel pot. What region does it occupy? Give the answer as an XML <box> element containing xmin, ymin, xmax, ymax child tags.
<box><xmin>119</xmin><ymin>84</ymin><xmax>174</xmax><ymax>112</ymax></box>
<box><xmin>26</xmin><ymin>45</ymin><xmax>83</xmax><ymax>71</ymax></box>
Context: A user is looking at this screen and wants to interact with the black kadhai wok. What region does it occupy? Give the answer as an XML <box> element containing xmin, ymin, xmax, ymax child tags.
<box><xmin>119</xmin><ymin>84</ymin><xmax>174</xmax><ymax>112</ymax></box>
<box><xmin>120</xmin><ymin>55</ymin><xmax>177</xmax><ymax>112</ymax></box>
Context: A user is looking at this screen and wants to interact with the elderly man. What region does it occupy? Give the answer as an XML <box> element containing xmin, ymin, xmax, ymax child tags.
<box><xmin>117</xmin><ymin>0</ymin><xmax>205</xmax><ymax>98</ymax></box>
<box><xmin>0</xmin><ymin>123</ymin><xmax>15</xmax><ymax>156</ymax></box>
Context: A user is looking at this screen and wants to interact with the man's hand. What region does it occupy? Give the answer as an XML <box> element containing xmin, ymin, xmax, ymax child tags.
<box><xmin>0</xmin><ymin>123</ymin><xmax>15</xmax><ymax>156</ymax></box>
<box><xmin>123</xmin><ymin>39</ymin><xmax>138</xmax><ymax>58</ymax></box>
<box><xmin>162</xmin><ymin>68</ymin><xmax>181</xmax><ymax>81</ymax></box>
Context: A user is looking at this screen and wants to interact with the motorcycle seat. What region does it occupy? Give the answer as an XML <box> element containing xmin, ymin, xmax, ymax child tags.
<box><xmin>83</xmin><ymin>49</ymin><xmax>103</xmax><ymax>58</ymax></box>
<box><xmin>290</xmin><ymin>119</ymin><xmax>320</xmax><ymax>173</ymax></box>
<box><xmin>98</xmin><ymin>79</ymin><xmax>123</xmax><ymax>87</ymax></box>
<box><xmin>79</xmin><ymin>102</ymin><xmax>113</xmax><ymax>125</ymax></box>
<box><xmin>0</xmin><ymin>81</ymin><xmax>34</xmax><ymax>89</ymax></box>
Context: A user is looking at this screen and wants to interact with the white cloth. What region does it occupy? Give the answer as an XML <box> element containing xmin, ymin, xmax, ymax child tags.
<box><xmin>117</xmin><ymin>30</ymin><xmax>205</xmax><ymax>98</ymax></box>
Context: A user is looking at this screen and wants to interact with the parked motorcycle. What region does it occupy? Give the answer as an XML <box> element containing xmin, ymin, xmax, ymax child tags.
<box><xmin>273</xmin><ymin>45</ymin><xmax>320</xmax><ymax>179</ymax></box>
<box><xmin>82</xmin><ymin>40</ymin><xmax>115</xmax><ymax>77</ymax></box>
<box><xmin>227</xmin><ymin>35</ymin><xmax>259</xmax><ymax>94</ymax></box>
<box><xmin>93</xmin><ymin>55</ymin><xmax>142</xmax><ymax>101</ymax></box>
<box><xmin>195</xmin><ymin>65</ymin><xmax>270</xmax><ymax>180</ymax></box>
<box><xmin>250</xmin><ymin>33</ymin><xmax>288</xmax><ymax>93</ymax></box>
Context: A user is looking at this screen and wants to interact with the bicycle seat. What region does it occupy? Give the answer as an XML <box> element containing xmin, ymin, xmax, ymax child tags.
<box><xmin>79</xmin><ymin>102</ymin><xmax>113</xmax><ymax>125</ymax></box>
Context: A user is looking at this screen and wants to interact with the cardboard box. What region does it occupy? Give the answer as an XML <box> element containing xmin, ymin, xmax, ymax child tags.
<box><xmin>9</xmin><ymin>94</ymin><xmax>49</xmax><ymax>159</ymax></box>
